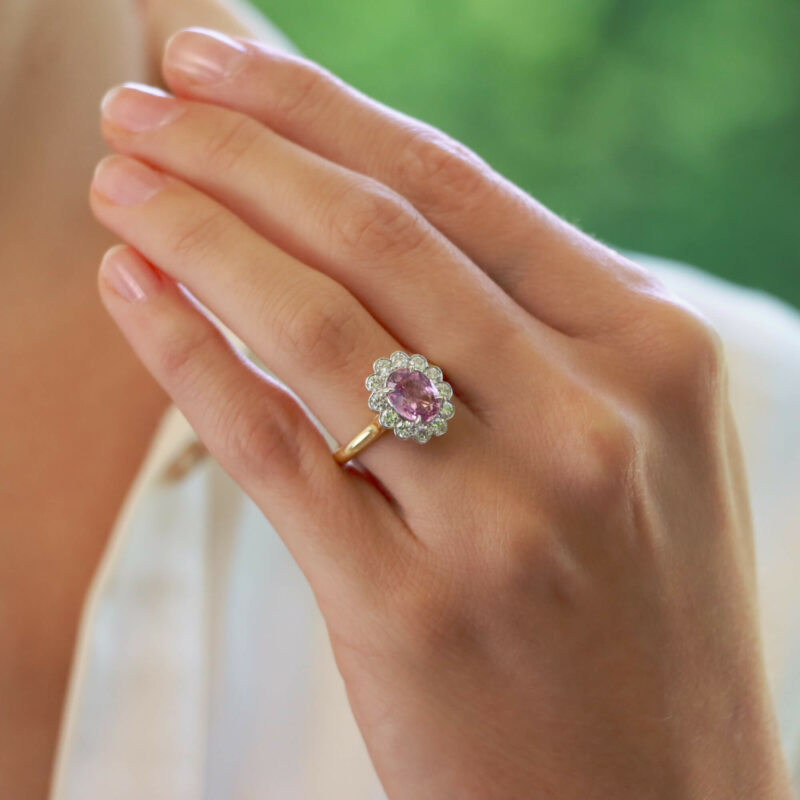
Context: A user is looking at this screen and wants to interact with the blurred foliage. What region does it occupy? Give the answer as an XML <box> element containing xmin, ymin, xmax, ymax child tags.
<box><xmin>252</xmin><ymin>0</ymin><xmax>800</xmax><ymax>307</ymax></box>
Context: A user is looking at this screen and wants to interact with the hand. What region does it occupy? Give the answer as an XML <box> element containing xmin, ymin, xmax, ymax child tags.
<box><xmin>90</xmin><ymin>28</ymin><xmax>792</xmax><ymax>799</ymax></box>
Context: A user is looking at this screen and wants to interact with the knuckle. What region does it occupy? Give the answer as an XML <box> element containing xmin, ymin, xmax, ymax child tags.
<box><xmin>216</xmin><ymin>391</ymin><xmax>304</xmax><ymax>480</ymax></box>
<box><xmin>200</xmin><ymin>113</ymin><xmax>262</xmax><ymax>174</ymax></box>
<box><xmin>638</xmin><ymin>301</ymin><xmax>726</xmax><ymax>399</ymax></box>
<box><xmin>273</xmin><ymin>283</ymin><xmax>362</xmax><ymax>372</ymax></box>
<box><xmin>669</xmin><ymin>308</ymin><xmax>725</xmax><ymax>382</ymax></box>
<box><xmin>170</xmin><ymin>205</ymin><xmax>229</xmax><ymax>263</ymax></box>
<box><xmin>330</xmin><ymin>181</ymin><xmax>426</xmax><ymax>261</ymax></box>
<box><xmin>398</xmin><ymin>127</ymin><xmax>488</xmax><ymax>207</ymax></box>
<box><xmin>155</xmin><ymin>319</ymin><xmax>217</xmax><ymax>389</ymax></box>
<box><xmin>273</xmin><ymin>60</ymin><xmax>330</xmax><ymax>119</ymax></box>
<box><xmin>561</xmin><ymin>401</ymin><xmax>641</xmax><ymax>507</ymax></box>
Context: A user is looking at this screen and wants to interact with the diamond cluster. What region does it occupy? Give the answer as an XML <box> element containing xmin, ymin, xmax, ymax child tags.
<box><xmin>366</xmin><ymin>351</ymin><xmax>454</xmax><ymax>443</ymax></box>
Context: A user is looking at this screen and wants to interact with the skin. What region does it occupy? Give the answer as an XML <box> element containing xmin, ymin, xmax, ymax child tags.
<box><xmin>92</xmin><ymin>28</ymin><xmax>793</xmax><ymax>800</ymax></box>
<box><xmin>0</xmin><ymin>3</ymin><xmax>793</xmax><ymax>800</ymax></box>
<box><xmin>0</xmin><ymin>3</ymin><xmax>294</xmax><ymax>799</ymax></box>
<box><xmin>0</xmin><ymin>3</ymin><xmax>160</xmax><ymax>798</ymax></box>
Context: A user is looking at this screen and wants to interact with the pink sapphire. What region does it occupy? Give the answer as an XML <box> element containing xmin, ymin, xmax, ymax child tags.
<box><xmin>386</xmin><ymin>368</ymin><xmax>442</xmax><ymax>422</ymax></box>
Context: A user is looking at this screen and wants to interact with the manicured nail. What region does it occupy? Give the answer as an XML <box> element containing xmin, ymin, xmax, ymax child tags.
<box><xmin>93</xmin><ymin>155</ymin><xmax>166</xmax><ymax>206</ymax></box>
<box><xmin>101</xmin><ymin>83</ymin><xmax>185</xmax><ymax>132</ymax></box>
<box><xmin>100</xmin><ymin>245</ymin><xmax>162</xmax><ymax>303</ymax></box>
<box><xmin>164</xmin><ymin>27</ymin><xmax>248</xmax><ymax>85</ymax></box>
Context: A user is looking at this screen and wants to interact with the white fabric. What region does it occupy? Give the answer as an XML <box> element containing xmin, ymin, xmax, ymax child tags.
<box><xmin>49</xmin><ymin>259</ymin><xmax>800</xmax><ymax>799</ymax></box>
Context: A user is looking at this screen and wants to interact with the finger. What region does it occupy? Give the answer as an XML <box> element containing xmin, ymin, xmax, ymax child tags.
<box><xmin>96</xmin><ymin>243</ymin><xmax>405</xmax><ymax>593</ymax></box>
<box><xmin>99</xmin><ymin>83</ymin><xmax>533</xmax><ymax>394</ymax></box>
<box><xmin>160</xmin><ymin>28</ymin><xmax>660</xmax><ymax>336</ymax></box>
<box><xmin>139</xmin><ymin>0</ymin><xmax>297</xmax><ymax>84</ymax></box>
<box><xmin>89</xmin><ymin>155</ymin><xmax>485</xmax><ymax>500</ymax></box>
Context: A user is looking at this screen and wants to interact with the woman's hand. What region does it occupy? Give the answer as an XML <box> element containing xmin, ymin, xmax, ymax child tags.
<box><xmin>90</xmin><ymin>28</ymin><xmax>792</xmax><ymax>799</ymax></box>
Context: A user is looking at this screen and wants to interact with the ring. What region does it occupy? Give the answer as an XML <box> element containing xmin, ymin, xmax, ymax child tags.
<box><xmin>333</xmin><ymin>351</ymin><xmax>455</xmax><ymax>464</ymax></box>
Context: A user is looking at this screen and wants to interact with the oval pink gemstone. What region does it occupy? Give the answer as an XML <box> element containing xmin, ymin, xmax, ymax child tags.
<box><xmin>386</xmin><ymin>368</ymin><xmax>442</xmax><ymax>422</ymax></box>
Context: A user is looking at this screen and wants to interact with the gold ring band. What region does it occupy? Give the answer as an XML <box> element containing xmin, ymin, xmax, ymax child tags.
<box><xmin>333</xmin><ymin>414</ymin><xmax>388</xmax><ymax>465</ymax></box>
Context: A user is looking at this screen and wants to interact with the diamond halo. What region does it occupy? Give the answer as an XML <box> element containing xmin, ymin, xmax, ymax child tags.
<box><xmin>365</xmin><ymin>351</ymin><xmax>455</xmax><ymax>444</ymax></box>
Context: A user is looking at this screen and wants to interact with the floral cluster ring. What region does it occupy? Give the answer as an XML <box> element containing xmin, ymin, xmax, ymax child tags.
<box><xmin>332</xmin><ymin>351</ymin><xmax>455</xmax><ymax>464</ymax></box>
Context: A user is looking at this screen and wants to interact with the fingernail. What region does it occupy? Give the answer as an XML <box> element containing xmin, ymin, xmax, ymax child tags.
<box><xmin>101</xmin><ymin>83</ymin><xmax>185</xmax><ymax>132</ymax></box>
<box><xmin>100</xmin><ymin>245</ymin><xmax>162</xmax><ymax>303</ymax></box>
<box><xmin>164</xmin><ymin>27</ymin><xmax>248</xmax><ymax>85</ymax></box>
<box><xmin>93</xmin><ymin>155</ymin><xmax>166</xmax><ymax>206</ymax></box>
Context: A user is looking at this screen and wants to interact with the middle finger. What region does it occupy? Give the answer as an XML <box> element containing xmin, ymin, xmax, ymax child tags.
<box><xmin>99</xmin><ymin>83</ymin><xmax>547</xmax><ymax>394</ymax></box>
<box><xmin>89</xmin><ymin>154</ymin><xmax>485</xmax><ymax>500</ymax></box>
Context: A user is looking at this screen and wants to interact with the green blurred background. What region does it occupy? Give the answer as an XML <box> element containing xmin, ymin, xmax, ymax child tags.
<box><xmin>253</xmin><ymin>0</ymin><xmax>799</xmax><ymax>308</ymax></box>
